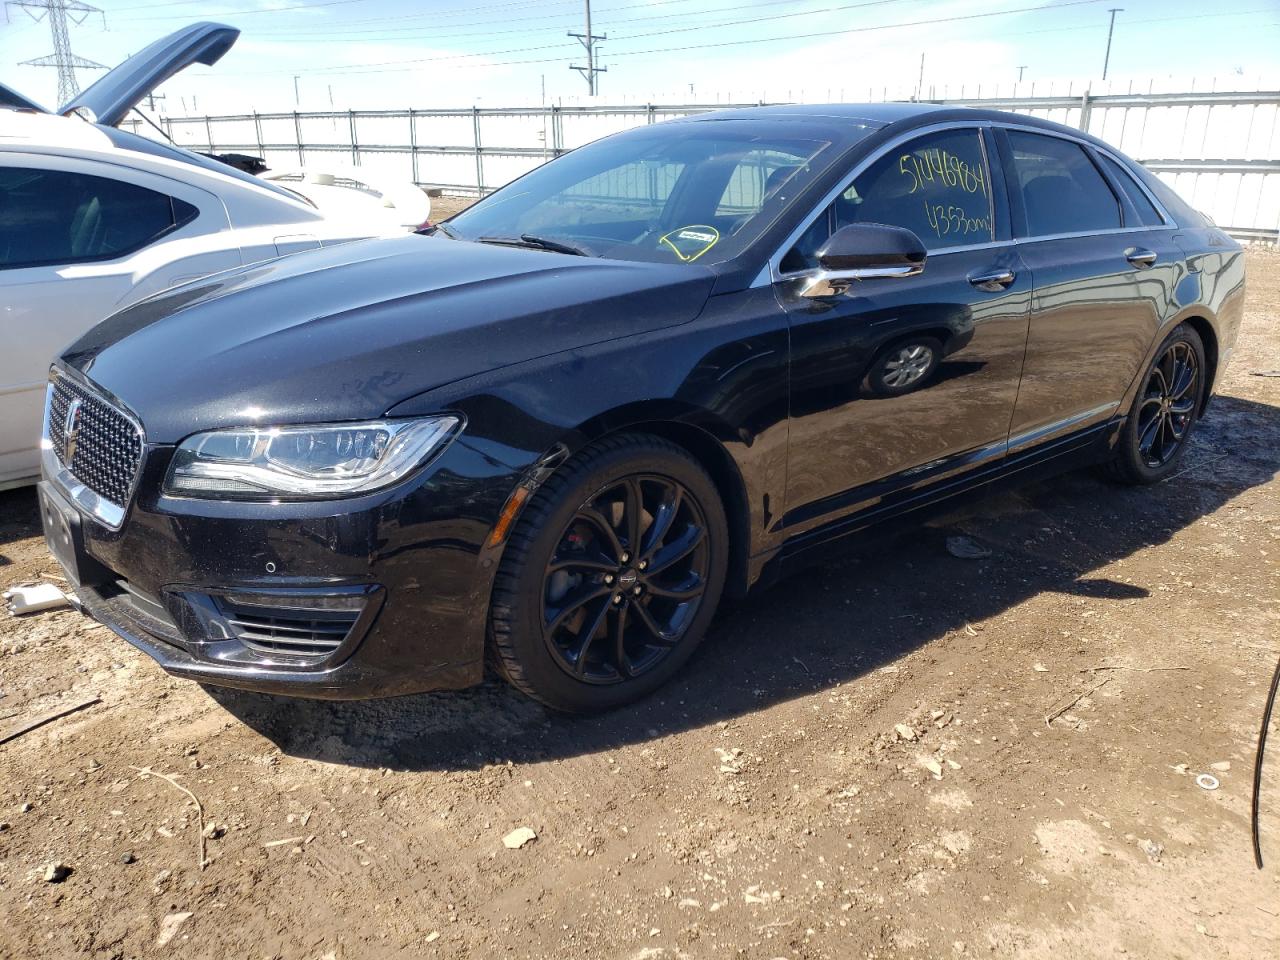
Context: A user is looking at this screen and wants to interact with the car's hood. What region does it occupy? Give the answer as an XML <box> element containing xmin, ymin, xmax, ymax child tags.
<box><xmin>62</xmin><ymin>235</ymin><xmax>716</xmax><ymax>442</ymax></box>
<box><xmin>61</xmin><ymin>22</ymin><xmax>238</xmax><ymax>127</ymax></box>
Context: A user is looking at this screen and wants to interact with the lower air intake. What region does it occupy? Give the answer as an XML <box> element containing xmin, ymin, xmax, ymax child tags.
<box><xmin>216</xmin><ymin>595</ymin><xmax>362</xmax><ymax>660</ymax></box>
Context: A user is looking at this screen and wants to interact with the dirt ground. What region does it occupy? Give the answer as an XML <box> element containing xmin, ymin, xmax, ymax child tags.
<box><xmin>1</xmin><ymin>245</ymin><xmax>1278</xmax><ymax>960</ymax></box>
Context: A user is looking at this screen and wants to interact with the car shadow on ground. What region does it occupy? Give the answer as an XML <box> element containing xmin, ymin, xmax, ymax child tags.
<box><xmin>198</xmin><ymin>394</ymin><xmax>1280</xmax><ymax>771</ymax></box>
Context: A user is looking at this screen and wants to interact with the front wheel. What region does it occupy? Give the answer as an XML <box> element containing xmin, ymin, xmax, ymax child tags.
<box><xmin>1105</xmin><ymin>323</ymin><xmax>1206</xmax><ymax>485</ymax></box>
<box><xmin>488</xmin><ymin>434</ymin><xmax>728</xmax><ymax>713</ymax></box>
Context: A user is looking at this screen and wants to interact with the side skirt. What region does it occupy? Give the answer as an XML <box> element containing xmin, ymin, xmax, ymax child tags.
<box><xmin>753</xmin><ymin>417</ymin><xmax>1121</xmax><ymax>589</ymax></box>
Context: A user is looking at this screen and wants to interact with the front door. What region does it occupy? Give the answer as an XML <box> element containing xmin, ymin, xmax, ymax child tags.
<box><xmin>777</xmin><ymin>125</ymin><xmax>1030</xmax><ymax>534</ymax></box>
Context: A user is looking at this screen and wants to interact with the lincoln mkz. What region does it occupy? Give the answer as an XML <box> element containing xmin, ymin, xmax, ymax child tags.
<box><xmin>38</xmin><ymin>102</ymin><xmax>1244</xmax><ymax>712</ymax></box>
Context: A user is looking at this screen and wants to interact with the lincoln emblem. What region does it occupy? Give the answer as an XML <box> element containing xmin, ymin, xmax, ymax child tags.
<box><xmin>62</xmin><ymin>397</ymin><xmax>83</xmax><ymax>464</ymax></box>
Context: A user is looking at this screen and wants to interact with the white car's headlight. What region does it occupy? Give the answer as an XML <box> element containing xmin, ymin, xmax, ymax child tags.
<box><xmin>163</xmin><ymin>417</ymin><xmax>460</xmax><ymax>500</ymax></box>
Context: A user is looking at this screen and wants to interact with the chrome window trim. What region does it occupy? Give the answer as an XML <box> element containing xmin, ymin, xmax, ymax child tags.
<box><xmin>756</xmin><ymin>119</ymin><xmax>1182</xmax><ymax>288</ymax></box>
<box><xmin>40</xmin><ymin>369</ymin><xmax>147</xmax><ymax>530</ymax></box>
<box><xmin>757</xmin><ymin>120</ymin><xmax>997</xmax><ymax>287</ymax></box>
<box><xmin>1009</xmin><ymin>223</ymin><xmax>1178</xmax><ymax>246</ymax></box>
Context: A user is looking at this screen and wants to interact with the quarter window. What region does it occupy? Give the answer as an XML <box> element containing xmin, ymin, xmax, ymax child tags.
<box><xmin>0</xmin><ymin>167</ymin><xmax>197</xmax><ymax>270</ymax></box>
<box><xmin>1005</xmin><ymin>131</ymin><xmax>1120</xmax><ymax>236</ymax></box>
<box><xmin>1100</xmin><ymin>154</ymin><xmax>1164</xmax><ymax>226</ymax></box>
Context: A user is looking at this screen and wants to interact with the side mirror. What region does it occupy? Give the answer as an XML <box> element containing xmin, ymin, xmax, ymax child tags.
<box><xmin>798</xmin><ymin>223</ymin><xmax>927</xmax><ymax>298</ymax></box>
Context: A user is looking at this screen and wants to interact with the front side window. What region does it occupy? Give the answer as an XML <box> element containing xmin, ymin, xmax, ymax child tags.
<box><xmin>782</xmin><ymin>127</ymin><xmax>993</xmax><ymax>271</ymax></box>
<box><xmin>1005</xmin><ymin>131</ymin><xmax>1120</xmax><ymax>236</ymax></box>
<box><xmin>447</xmin><ymin>123</ymin><xmax>863</xmax><ymax>266</ymax></box>
<box><xmin>0</xmin><ymin>167</ymin><xmax>195</xmax><ymax>269</ymax></box>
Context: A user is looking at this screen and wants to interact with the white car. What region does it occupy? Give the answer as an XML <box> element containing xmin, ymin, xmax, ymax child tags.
<box><xmin>0</xmin><ymin>23</ymin><xmax>392</xmax><ymax>489</ymax></box>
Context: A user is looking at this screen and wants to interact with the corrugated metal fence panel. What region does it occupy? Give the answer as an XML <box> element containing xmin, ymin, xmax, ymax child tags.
<box><xmin>122</xmin><ymin>90</ymin><xmax>1280</xmax><ymax>239</ymax></box>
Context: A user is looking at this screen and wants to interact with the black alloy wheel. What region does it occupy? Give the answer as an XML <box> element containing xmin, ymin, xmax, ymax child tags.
<box><xmin>1135</xmin><ymin>340</ymin><xmax>1200</xmax><ymax>468</ymax></box>
<box><xmin>542</xmin><ymin>475</ymin><xmax>711</xmax><ymax>684</ymax></box>
<box><xmin>1106</xmin><ymin>323</ymin><xmax>1207</xmax><ymax>485</ymax></box>
<box><xmin>489</xmin><ymin>434</ymin><xmax>728</xmax><ymax>713</ymax></box>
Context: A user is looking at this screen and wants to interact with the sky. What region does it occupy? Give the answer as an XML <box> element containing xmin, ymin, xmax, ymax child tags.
<box><xmin>1</xmin><ymin>0</ymin><xmax>1277</xmax><ymax>115</ymax></box>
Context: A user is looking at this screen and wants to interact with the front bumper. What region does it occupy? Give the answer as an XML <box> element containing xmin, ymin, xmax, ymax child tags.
<box><xmin>39</xmin><ymin>437</ymin><xmax>521</xmax><ymax>699</ymax></box>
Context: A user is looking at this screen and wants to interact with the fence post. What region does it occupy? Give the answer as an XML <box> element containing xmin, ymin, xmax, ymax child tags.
<box><xmin>646</xmin><ymin>103</ymin><xmax>655</xmax><ymax>124</ymax></box>
<box><xmin>204</xmin><ymin>115</ymin><xmax>215</xmax><ymax>153</ymax></box>
<box><xmin>408</xmin><ymin>109</ymin><xmax>418</xmax><ymax>184</ymax></box>
<box><xmin>550</xmin><ymin>104</ymin><xmax>563</xmax><ymax>157</ymax></box>
<box><xmin>1078</xmin><ymin>88</ymin><xmax>1092</xmax><ymax>132</ymax></box>
<box><xmin>294</xmin><ymin>111</ymin><xmax>304</xmax><ymax>166</ymax></box>
<box><xmin>472</xmin><ymin>106</ymin><xmax>484</xmax><ymax>195</ymax></box>
<box><xmin>349</xmin><ymin>109</ymin><xmax>358</xmax><ymax>166</ymax></box>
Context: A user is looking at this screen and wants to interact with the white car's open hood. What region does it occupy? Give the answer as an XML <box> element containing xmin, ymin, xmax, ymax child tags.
<box><xmin>60</xmin><ymin>22</ymin><xmax>238</xmax><ymax>127</ymax></box>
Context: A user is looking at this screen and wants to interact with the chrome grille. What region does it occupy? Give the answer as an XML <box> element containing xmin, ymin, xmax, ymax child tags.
<box><xmin>47</xmin><ymin>373</ymin><xmax>143</xmax><ymax>510</ymax></box>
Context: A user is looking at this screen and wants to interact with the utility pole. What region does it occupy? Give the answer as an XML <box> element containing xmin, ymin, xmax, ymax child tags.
<box><xmin>293</xmin><ymin>74</ymin><xmax>301</xmax><ymax>106</ymax></box>
<box><xmin>8</xmin><ymin>0</ymin><xmax>105</xmax><ymax>106</ymax></box>
<box><xmin>915</xmin><ymin>52</ymin><xmax>925</xmax><ymax>101</ymax></box>
<box><xmin>143</xmin><ymin>91</ymin><xmax>165</xmax><ymax>113</ymax></box>
<box><xmin>1101</xmin><ymin>8</ymin><xmax>1122</xmax><ymax>81</ymax></box>
<box><xmin>1017</xmin><ymin>65</ymin><xmax>1027</xmax><ymax>82</ymax></box>
<box><xmin>569</xmin><ymin>0</ymin><xmax>606</xmax><ymax>95</ymax></box>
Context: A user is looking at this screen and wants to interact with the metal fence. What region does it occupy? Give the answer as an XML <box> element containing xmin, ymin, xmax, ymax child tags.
<box><xmin>128</xmin><ymin>89</ymin><xmax>1280</xmax><ymax>240</ymax></box>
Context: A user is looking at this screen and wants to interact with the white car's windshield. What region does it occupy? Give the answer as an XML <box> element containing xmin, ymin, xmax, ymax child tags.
<box><xmin>446</xmin><ymin>121</ymin><xmax>861</xmax><ymax>266</ymax></box>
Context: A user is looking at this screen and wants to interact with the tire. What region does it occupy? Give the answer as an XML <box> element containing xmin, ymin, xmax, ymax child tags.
<box><xmin>1105</xmin><ymin>323</ymin><xmax>1207</xmax><ymax>485</ymax></box>
<box><xmin>488</xmin><ymin>433</ymin><xmax>729</xmax><ymax>713</ymax></box>
<box><xmin>863</xmin><ymin>335</ymin><xmax>943</xmax><ymax>397</ymax></box>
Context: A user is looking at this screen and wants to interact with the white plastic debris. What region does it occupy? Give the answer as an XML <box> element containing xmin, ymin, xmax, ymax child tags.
<box><xmin>4</xmin><ymin>583</ymin><xmax>71</xmax><ymax>616</ymax></box>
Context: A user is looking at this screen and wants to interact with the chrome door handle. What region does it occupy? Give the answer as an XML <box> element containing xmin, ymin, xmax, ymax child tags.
<box><xmin>967</xmin><ymin>268</ymin><xmax>1015</xmax><ymax>292</ymax></box>
<box><xmin>1126</xmin><ymin>248</ymin><xmax>1158</xmax><ymax>268</ymax></box>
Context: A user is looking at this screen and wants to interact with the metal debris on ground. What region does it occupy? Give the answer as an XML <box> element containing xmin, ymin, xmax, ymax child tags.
<box><xmin>1195</xmin><ymin>773</ymin><xmax>1220</xmax><ymax>791</ymax></box>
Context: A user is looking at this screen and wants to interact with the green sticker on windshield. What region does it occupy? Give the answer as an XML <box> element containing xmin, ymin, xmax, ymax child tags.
<box><xmin>659</xmin><ymin>225</ymin><xmax>720</xmax><ymax>263</ymax></box>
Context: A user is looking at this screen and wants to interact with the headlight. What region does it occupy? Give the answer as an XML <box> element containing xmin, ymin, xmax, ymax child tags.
<box><xmin>163</xmin><ymin>417</ymin><xmax>460</xmax><ymax>500</ymax></box>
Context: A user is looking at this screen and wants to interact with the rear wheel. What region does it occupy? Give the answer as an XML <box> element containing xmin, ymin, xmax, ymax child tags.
<box><xmin>489</xmin><ymin>434</ymin><xmax>728</xmax><ymax>713</ymax></box>
<box><xmin>1105</xmin><ymin>323</ymin><xmax>1206</xmax><ymax>485</ymax></box>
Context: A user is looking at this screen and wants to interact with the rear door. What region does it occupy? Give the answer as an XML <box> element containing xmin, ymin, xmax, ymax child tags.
<box><xmin>776</xmin><ymin>124</ymin><xmax>1032</xmax><ymax>534</ymax></box>
<box><xmin>997</xmin><ymin>127</ymin><xmax>1183</xmax><ymax>452</ymax></box>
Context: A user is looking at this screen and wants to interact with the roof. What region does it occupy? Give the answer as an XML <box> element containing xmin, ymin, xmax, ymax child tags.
<box><xmin>684</xmin><ymin>101</ymin><xmax>1105</xmax><ymax>146</ymax></box>
<box><xmin>686</xmin><ymin>102</ymin><xmax>951</xmax><ymax>127</ymax></box>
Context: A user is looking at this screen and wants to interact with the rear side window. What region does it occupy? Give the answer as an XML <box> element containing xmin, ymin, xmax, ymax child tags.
<box><xmin>0</xmin><ymin>167</ymin><xmax>196</xmax><ymax>269</ymax></box>
<box><xmin>1005</xmin><ymin>131</ymin><xmax>1120</xmax><ymax>237</ymax></box>
<box><xmin>1100</xmin><ymin>154</ymin><xmax>1165</xmax><ymax>226</ymax></box>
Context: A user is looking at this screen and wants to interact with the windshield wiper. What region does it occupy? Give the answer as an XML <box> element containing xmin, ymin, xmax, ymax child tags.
<box><xmin>476</xmin><ymin>234</ymin><xmax>589</xmax><ymax>257</ymax></box>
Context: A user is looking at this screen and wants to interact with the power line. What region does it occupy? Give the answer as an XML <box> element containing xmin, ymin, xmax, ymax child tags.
<box><xmin>282</xmin><ymin>0</ymin><xmax>1106</xmax><ymax>76</ymax></box>
<box><xmin>7</xmin><ymin>0</ymin><xmax>106</xmax><ymax>105</ymax></box>
<box><xmin>110</xmin><ymin>0</ymin><xmax>582</xmax><ymax>23</ymax></box>
<box><xmin>248</xmin><ymin>0</ymin><xmax>837</xmax><ymax>39</ymax></box>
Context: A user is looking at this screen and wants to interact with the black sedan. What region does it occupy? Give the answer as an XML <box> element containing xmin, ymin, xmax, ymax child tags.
<box><xmin>39</xmin><ymin>103</ymin><xmax>1245</xmax><ymax>713</ymax></box>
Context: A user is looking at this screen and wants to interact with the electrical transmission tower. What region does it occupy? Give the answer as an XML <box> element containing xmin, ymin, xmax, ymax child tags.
<box><xmin>8</xmin><ymin>0</ymin><xmax>106</xmax><ymax>106</ymax></box>
<box><xmin>568</xmin><ymin>0</ymin><xmax>606</xmax><ymax>95</ymax></box>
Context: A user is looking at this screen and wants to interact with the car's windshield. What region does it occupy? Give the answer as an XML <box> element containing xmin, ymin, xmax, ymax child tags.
<box><xmin>446</xmin><ymin>121</ymin><xmax>861</xmax><ymax>266</ymax></box>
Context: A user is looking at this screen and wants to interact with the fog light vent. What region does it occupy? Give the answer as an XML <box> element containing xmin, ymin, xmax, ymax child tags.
<box><xmin>216</xmin><ymin>593</ymin><xmax>364</xmax><ymax>660</ymax></box>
